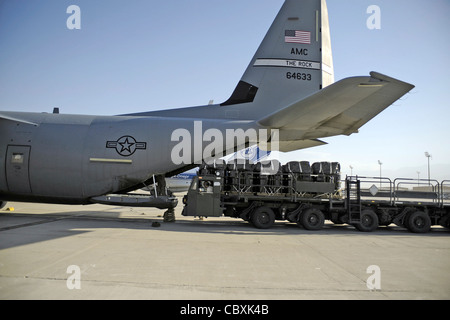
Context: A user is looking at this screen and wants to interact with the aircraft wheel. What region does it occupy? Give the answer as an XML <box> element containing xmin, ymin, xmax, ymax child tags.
<box><xmin>355</xmin><ymin>209</ymin><xmax>379</xmax><ymax>232</ymax></box>
<box><xmin>298</xmin><ymin>208</ymin><xmax>324</xmax><ymax>230</ymax></box>
<box><xmin>251</xmin><ymin>206</ymin><xmax>275</xmax><ymax>229</ymax></box>
<box><xmin>406</xmin><ymin>211</ymin><xmax>431</xmax><ymax>233</ymax></box>
<box><xmin>163</xmin><ymin>208</ymin><xmax>176</xmax><ymax>222</ymax></box>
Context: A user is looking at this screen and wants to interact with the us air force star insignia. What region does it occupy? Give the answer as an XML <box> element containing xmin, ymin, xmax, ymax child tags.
<box><xmin>106</xmin><ymin>136</ymin><xmax>147</xmax><ymax>157</ymax></box>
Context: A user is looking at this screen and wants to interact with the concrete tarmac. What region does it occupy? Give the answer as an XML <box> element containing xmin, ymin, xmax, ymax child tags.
<box><xmin>0</xmin><ymin>195</ymin><xmax>449</xmax><ymax>300</ymax></box>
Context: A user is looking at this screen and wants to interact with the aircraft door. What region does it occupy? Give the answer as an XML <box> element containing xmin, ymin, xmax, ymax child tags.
<box><xmin>5</xmin><ymin>145</ymin><xmax>32</xmax><ymax>194</ymax></box>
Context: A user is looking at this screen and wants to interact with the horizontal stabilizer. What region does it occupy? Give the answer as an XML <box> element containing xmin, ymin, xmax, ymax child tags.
<box><xmin>277</xmin><ymin>139</ymin><xmax>328</xmax><ymax>153</ymax></box>
<box><xmin>259</xmin><ymin>135</ymin><xmax>328</xmax><ymax>153</ymax></box>
<box><xmin>258</xmin><ymin>72</ymin><xmax>414</xmax><ymax>139</ymax></box>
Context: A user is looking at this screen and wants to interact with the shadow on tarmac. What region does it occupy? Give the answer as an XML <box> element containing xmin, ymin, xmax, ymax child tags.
<box><xmin>0</xmin><ymin>209</ymin><xmax>448</xmax><ymax>250</ymax></box>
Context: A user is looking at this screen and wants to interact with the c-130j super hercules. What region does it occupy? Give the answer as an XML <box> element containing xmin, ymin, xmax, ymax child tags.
<box><xmin>0</xmin><ymin>0</ymin><xmax>414</xmax><ymax>217</ymax></box>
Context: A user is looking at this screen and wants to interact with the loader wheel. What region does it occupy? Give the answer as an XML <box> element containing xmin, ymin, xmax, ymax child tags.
<box><xmin>355</xmin><ymin>209</ymin><xmax>379</xmax><ymax>232</ymax></box>
<box><xmin>251</xmin><ymin>207</ymin><xmax>275</xmax><ymax>229</ymax></box>
<box><xmin>298</xmin><ymin>208</ymin><xmax>324</xmax><ymax>230</ymax></box>
<box><xmin>439</xmin><ymin>214</ymin><xmax>450</xmax><ymax>230</ymax></box>
<box><xmin>406</xmin><ymin>211</ymin><xmax>431</xmax><ymax>233</ymax></box>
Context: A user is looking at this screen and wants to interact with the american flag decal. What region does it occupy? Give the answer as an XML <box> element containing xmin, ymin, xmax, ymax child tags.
<box><xmin>285</xmin><ymin>30</ymin><xmax>311</xmax><ymax>44</ymax></box>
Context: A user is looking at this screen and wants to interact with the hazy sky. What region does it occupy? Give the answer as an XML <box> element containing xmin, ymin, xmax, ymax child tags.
<box><xmin>0</xmin><ymin>0</ymin><xmax>449</xmax><ymax>181</ymax></box>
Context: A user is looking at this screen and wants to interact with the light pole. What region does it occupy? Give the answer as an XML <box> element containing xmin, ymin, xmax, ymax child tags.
<box><xmin>349</xmin><ymin>165</ymin><xmax>353</xmax><ymax>177</ymax></box>
<box><xmin>416</xmin><ymin>171</ymin><xmax>420</xmax><ymax>186</ymax></box>
<box><xmin>378</xmin><ymin>160</ymin><xmax>382</xmax><ymax>188</ymax></box>
<box><xmin>425</xmin><ymin>152</ymin><xmax>432</xmax><ymax>185</ymax></box>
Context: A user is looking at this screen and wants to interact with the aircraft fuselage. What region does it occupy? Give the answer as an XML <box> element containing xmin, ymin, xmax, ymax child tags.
<box><xmin>0</xmin><ymin>111</ymin><xmax>256</xmax><ymax>204</ymax></box>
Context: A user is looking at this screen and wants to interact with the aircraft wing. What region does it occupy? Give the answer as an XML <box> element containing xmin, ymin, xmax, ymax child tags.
<box><xmin>258</xmin><ymin>72</ymin><xmax>414</xmax><ymax>151</ymax></box>
<box><xmin>0</xmin><ymin>113</ymin><xmax>39</xmax><ymax>126</ymax></box>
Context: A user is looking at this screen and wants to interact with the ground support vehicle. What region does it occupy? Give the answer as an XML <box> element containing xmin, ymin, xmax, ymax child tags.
<box><xmin>182</xmin><ymin>160</ymin><xmax>450</xmax><ymax>233</ymax></box>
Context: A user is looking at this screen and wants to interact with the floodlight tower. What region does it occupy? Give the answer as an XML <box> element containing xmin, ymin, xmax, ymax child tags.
<box><xmin>424</xmin><ymin>152</ymin><xmax>432</xmax><ymax>185</ymax></box>
<box><xmin>378</xmin><ymin>160</ymin><xmax>383</xmax><ymax>188</ymax></box>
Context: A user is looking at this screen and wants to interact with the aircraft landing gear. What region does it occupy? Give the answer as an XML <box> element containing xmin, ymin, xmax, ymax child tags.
<box><xmin>163</xmin><ymin>208</ymin><xmax>176</xmax><ymax>222</ymax></box>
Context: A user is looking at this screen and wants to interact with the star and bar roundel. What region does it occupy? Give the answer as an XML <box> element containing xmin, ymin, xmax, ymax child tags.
<box><xmin>106</xmin><ymin>136</ymin><xmax>147</xmax><ymax>157</ymax></box>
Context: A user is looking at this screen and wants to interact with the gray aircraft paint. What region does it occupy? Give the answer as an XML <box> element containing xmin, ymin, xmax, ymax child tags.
<box><xmin>0</xmin><ymin>0</ymin><xmax>414</xmax><ymax>206</ymax></box>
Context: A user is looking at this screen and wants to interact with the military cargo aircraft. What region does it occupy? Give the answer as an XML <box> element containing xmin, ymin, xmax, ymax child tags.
<box><xmin>0</xmin><ymin>0</ymin><xmax>414</xmax><ymax>210</ymax></box>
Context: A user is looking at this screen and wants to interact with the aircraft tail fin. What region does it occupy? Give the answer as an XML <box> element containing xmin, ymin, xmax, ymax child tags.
<box><xmin>124</xmin><ymin>0</ymin><xmax>333</xmax><ymax>121</ymax></box>
<box><xmin>221</xmin><ymin>0</ymin><xmax>334</xmax><ymax>116</ymax></box>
